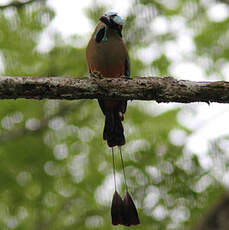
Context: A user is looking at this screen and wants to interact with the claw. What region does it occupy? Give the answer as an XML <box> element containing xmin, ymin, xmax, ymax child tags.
<box><xmin>91</xmin><ymin>71</ymin><xmax>103</xmax><ymax>78</ymax></box>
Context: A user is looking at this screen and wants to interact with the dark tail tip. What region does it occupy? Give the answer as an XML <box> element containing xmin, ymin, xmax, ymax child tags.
<box><xmin>123</xmin><ymin>192</ymin><xmax>140</xmax><ymax>226</ymax></box>
<box><xmin>111</xmin><ymin>191</ymin><xmax>140</xmax><ymax>226</ymax></box>
<box><xmin>111</xmin><ymin>191</ymin><xmax>124</xmax><ymax>225</ymax></box>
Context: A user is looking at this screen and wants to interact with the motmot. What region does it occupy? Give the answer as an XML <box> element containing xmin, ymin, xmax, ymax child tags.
<box><xmin>86</xmin><ymin>12</ymin><xmax>140</xmax><ymax>226</ymax></box>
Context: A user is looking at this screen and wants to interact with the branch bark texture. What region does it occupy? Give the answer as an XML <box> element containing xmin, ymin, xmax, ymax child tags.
<box><xmin>0</xmin><ymin>76</ymin><xmax>228</xmax><ymax>103</ymax></box>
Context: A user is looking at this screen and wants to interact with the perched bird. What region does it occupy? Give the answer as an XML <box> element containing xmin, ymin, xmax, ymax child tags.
<box><xmin>86</xmin><ymin>12</ymin><xmax>140</xmax><ymax>226</ymax></box>
<box><xmin>86</xmin><ymin>11</ymin><xmax>130</xmax><ymax>148</ymax></box>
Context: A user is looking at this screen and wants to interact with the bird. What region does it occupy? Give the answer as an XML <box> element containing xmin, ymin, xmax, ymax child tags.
<box><xmin>86</xmin><ymin>11</ymin><xmax>129</xmax><ymax>148</ymax></box>
<box><xmin>86</xmin><ymin>12</ymin><xmax>140</xmax><ymax>226</ymax></box>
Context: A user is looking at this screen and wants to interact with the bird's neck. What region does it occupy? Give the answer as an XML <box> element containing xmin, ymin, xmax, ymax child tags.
<box><xmin>106</xmin><ymin>27</ymin><xmax>122</xmax><ymax>39</ymax></box>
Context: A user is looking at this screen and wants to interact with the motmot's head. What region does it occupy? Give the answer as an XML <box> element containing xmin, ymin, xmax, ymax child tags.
<box><xmin>94</xmin><ymin>12</ymin><xmax>125</xmax><ymax>42</ymax></box>
<box><xmin>100</xmin><ymin>12</ymin><xmax>125</xmax><ymax>33</ymax></box>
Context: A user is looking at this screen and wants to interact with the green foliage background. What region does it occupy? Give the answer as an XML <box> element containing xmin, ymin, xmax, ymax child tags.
<box><xmin>0</xmin><ymin>0</ymin><xmax>228</xmax><ymax>229</ymax></box>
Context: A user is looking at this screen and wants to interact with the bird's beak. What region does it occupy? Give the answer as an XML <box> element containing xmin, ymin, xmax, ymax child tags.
<box><xmin>100</xmin><ymin>15</ymin><xmax>110</xmax><ymax>26</ymax></box>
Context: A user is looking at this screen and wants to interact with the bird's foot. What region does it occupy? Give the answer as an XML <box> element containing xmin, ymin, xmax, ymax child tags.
<box><xmin>90</xmin><ymin>71</ymin><xmax>103</xmax><ymax>79</ymax></box>
<box><xmin>120</xmin><ymin>74</ymin><xmax>129</xmax><ymax>79</ymax></box>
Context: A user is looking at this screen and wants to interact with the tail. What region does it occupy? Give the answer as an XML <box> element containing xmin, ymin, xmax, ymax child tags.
<box><xmin>103</xmin><ymin>110</ymin><xmax>125</xmax><ymax>147</ymax></box>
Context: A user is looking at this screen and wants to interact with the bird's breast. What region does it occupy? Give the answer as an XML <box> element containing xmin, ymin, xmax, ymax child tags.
<box><xmin>86</xmin><ymin>36</ymin><xmax>128</xmax><ymax>78</ymax></box>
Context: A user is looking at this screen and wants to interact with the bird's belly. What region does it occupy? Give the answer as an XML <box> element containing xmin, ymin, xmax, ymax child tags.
<box><xmin>87</xmin><ymin>41</ymin><xmax>126</xmax><ymax>78</ymax></box>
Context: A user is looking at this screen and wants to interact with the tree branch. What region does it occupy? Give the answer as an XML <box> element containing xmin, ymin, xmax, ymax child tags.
<box><xmin>0</xmin><ymin>101</ymin><xmax>85</xmax><ymax>143</ymax></box>
<box><xmin>218</xmin><ymin>0</ymin><xmax>229</xmax><ymax>5</ymax></box>
<box><xmin>0</xmin><ymin>0</ymin><xmax>44</xmax><ymax>9</ymax></box>
<box><xmin>0</xmin><ymin>76</ymin><xmax>229</xmax><ymax>103</ymax></box>
<box><xmin>194</xmin><ymin>193</ymin><xmax>229</xmax><ymax>230</ymax></box>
